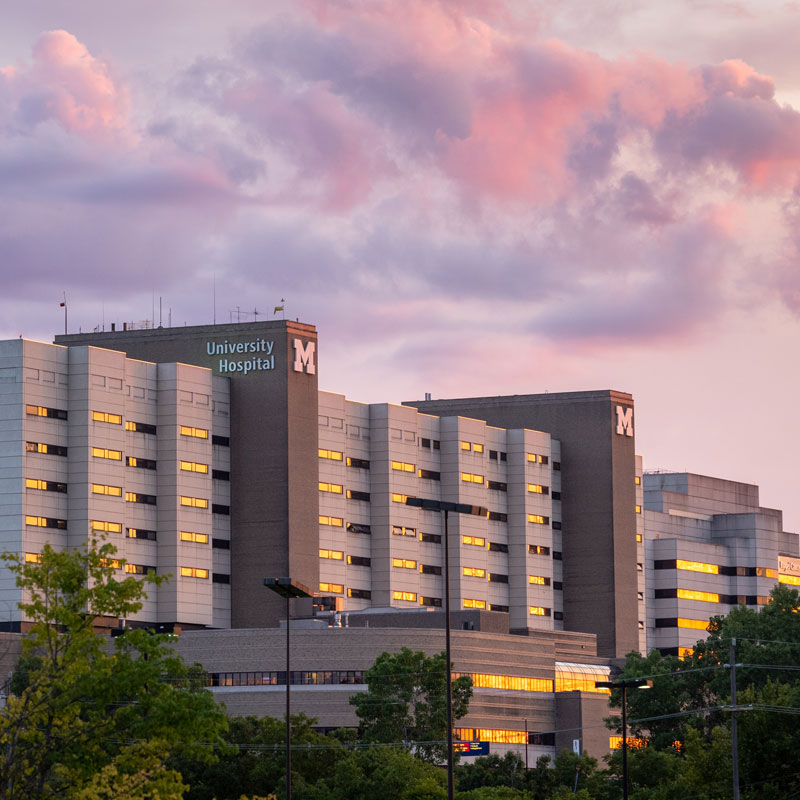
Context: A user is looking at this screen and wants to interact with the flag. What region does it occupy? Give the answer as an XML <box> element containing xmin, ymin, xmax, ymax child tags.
<box><xmin>274</xmin><ymin>299</ymin><xmax>285</xmax><ymax>315</ymax></box>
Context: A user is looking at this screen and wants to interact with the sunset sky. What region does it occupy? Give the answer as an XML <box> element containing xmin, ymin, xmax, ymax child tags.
<box><xmin>1</xmin><ymin>1</ymin><xmax>798</xmax><ymax>530</ymax></box>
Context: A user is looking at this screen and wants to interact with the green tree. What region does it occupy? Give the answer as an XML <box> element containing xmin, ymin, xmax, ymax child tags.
<box><xmin>0</xmin><ymin>539</ymin><xmax>227</xmax><ymax>800</ymax></box>
<box><xmin>350</xmin><ymin>647</ymin><xmax>473</xmax><ymax>763</ymax></box>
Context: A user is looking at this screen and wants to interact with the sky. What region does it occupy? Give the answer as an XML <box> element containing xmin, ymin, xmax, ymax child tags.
<box><xmin>1</xmin><ymin>0</ymin><xmax>798</xmax><ymax>531</ymax></box>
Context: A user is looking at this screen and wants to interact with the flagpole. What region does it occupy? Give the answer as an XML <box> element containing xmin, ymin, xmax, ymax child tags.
<box><xmin>60</xmin><ymin>293</ymin><xmax>67</xmax><ymax>336</ymax></box>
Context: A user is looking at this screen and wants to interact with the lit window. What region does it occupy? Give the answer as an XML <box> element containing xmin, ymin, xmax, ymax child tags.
<box><xmin>25</xmin><ymin>553</ymin><xmax>41</xmax><ymax>563</ymax></box>
<box><xmin>555</xmin><ymin>668</ymin><xmax>610</xmax><ymax>693</ymax></box>
<box><xmin>527</xmin><ymin>484</ymin><xmax>547</xmax><ymax>494</ymax></box>
<box><xmin>392</xmin><ymin>558</ymin><xmax>417</xmax><ymax>569</ymax></box>
<box><xmin>635</xmin><ymin>505</ymin><xmax>642</xmax><ymax>514</ymax></box>
<box><xmin>473</xmin><ymin>443</ymin><xmax>484</xmax><ymax>454</ymax></box>
<box><xmin>92</xmin><ymin>483</ymin><xmax>122</xmax><ymax>497</ymax></box>
<box><xmin>392</xmin><ymin>525</ymin><xmax>416</xmax><ymax>537</ymax></box>
<box><xmin>125</xmin><ymin>564</ymin><xmax>155</xmax><ymax>575</ymax></box>
<box><xmin>454</xmin><ymin>728</ymin><xmax>529</xmax><ymax>745</ymax></box>
<box><xmin>26</xmin><ymin>441</ymin><xmax>67</xmax><ymax>456</ymax></box>
<box><xmin>125</xmin><ymin>421</ymin><xmax>157</xmax><ymax>435</ymax></box>
<box><xmin>527</xmin><ymin>514</ymin><xmax>549</xmax><ymax>525</ymax></box>
<box><xmin>25</xmin><ymin>516</ymin><xmax>67</xmax><ymax>529</ymax></box>
<box><xmin>180</xmin><ymin>461</ymin><xmax>209</xmax><ymax>474</ymax></box>
<box><xmin>529</xmin><ymin>544</ymin><xmax>549</xmax><ymax>555</ymax></box>
<box><xmin>463</xmin><ymin>598</ymin><xmax>486</xmax><ymax>609</ymax></box>
<box><xmin>609</xmin><ymin>737</ymin><xmax>646</xmax><ymax>750</ymax></box>
<box><xmin>678</xmin><ymin>647</ymin><xmax>694</xmax><ymax>659</ymax></box>
<box><xmin>461</xmin><ymin>441</ymin><xmax>472</xmax><ymax>451</ymax></box>
<box><xmin>463</xmin><ymin>567</ymin><xmax>486</xmax><ymax>578</ymax></box>
<box><xmin>179</xmin><ymin>425</ymin><xmax>208</xmax><ymax>439</ymax></box>
<box><xmin>528</xmin><ymin>575</ymin><xmax>549</xmax><ymax>585</ymax></box>
<box><xmin>180</xmin><ymin>567</ymin><xmax>209</xmax><ymax>579</ymax></box>
<box><xmin>634</xmin><ymin>476</ymin><xmax>641</xmax><ymax>485</ymax></box>
<box><xmin>125</xmin><ymin>492</ymin><xmax>157</xmax><ymax>505</ymax></box>
<box><xmin>454</xmin><ymin>673</ymin><xmax>553</xmax><ymax>693</ymax></box>
<box><xmin>180</xmin><ymin>531</ymin><xmax>209</xmax><ymax>544</ymax></box>
<box><xmin>100</xmin><ymin>558</ymin><xmax>121</xmax><ymax>569</ymax></box>
<box><xmin>462</xmin><ymin>536</ymin><xmax>486</xmax><ymax>547</ymax></box>
<box><xmin>526</xmin><ymin>453</ymin><xmax>549</xmax><ymax>465</ymax></box>
<box><xmin>391</xmin><ymin>493</ymin><xmax>408</xmax><ymax>503</ymax></box>
<box><xmin>25</xmin><ymin>478</ymin><xmax>67</xmax><ymax>493</ymax></box>
<box><xmin>127</xmin><ymin>528</ymin><xmax>156</xmax><ymax>540</ymax></box>
<box><xmin>318</xmin><ymin>515</ymin><xmax>344</xmax><ymax>527</ymax></box>
<box><xmin>461</xmin><ymin>472</ymin><xmax>485</xmax><ymax>484</ymax></box>
<box><xmin>677</xmin><ymin>618</ymin><xmax>710</xmax><ymax>630</ymax></box>
<box><xmin>26</xmin><ymin>405</ymin><xmax>67</xmax><ymax>420</ymax></box>
<box><xmin>319</xmin><ymin>449</ymin><xmax>343</xmax><ymax>461</ymax></box>
<box><xmin>393</xmin><ymin>590</ymin><xmax>417</xmax><ymax>601</ymax></box>
<box><xmin>757</xmin><ymin>567</ymin><xmax>778</xmax><ymax>578</ymax></box>
<box><xmin>319</xmin><ymin>549</ymin><xmax>344</xmax><ymax>560</ymax></box>
<box><xmin>92</xmin><ymin>411</ymin><xmax>122</xmax><ymax>425</ymax></box>
<box><xmin>319</xmin><ymin>482</ymin><xmax>344</xmax><ymax>494</ymax></box>
<box><xmin>636</xmin><ymin>534</ymin><xmax>642</xmax><ymax>542</ymax></box>
<box><xmin>677</xmin><ymin>588</ymin><xmax>719</xmax><ymax>603</ymax></box>
<box><xmin>778</xmin><ymin>573</ymin><xmax>800</xmax><ymax>586</ymax></box>
<box><xmin>179</xmin><ymin>496</ymin><xmax>209</xmax><ymax>509</ymax></box>
<box><xmin>319</xmin><ymin>582</ymin><xmax>344</xmax><ymax>594</ymax></box>
<box><xmin>391</xmin><ymin>461</ymin><xmax>415</xmax><ymax>473</ymax></box>
<box><xmin>126</xmin><ymin>456</ymin><xmax>157</xmax><ymax>470</ymax></box>
<box><xmin>90</xmin><ymin>520</ymin><xmax>122</xmax><ymax>533</ymax></box>
<box><xmin>529</xmin><ymin>606</ymin><xmax>550</xmax><ymax>616</ymax></box>
<box><xmin>676</xmin><ymin>559</ymin><xmax>719</xmax><ymax>575</ymax></box>
<box><xmin>92</xmin><ymin>447</ymin><xmax>122</xmax><ymax>461</ymax></box>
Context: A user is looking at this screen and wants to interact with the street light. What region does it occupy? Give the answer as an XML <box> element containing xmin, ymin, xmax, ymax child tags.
<box><xmin>595</xmin><ymin>677</ymin><xmax>650</xmax><ymax>800</ymax></box>
<box><xmin>264</xmin><ymin>577</ymin><xmax>314</xmax><ymax>800</ymax></box>
<box><xmin>405</xmin><ymin>497</ymin><xmax>488</xmax><ymax>800</ymax></box>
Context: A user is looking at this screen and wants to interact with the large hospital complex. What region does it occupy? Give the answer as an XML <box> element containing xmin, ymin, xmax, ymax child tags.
<box><xmin>0</xmin><ymin>319</ymin><xmax>796</xmax><ymax>758</ymax></box>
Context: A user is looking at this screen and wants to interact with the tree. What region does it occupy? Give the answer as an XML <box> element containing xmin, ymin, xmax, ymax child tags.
<box><xmin>0</xmin><ymin>539</ymin><xmax>227</xmax><ymax>800</ymax></box>
<box><xmin>350</xmin><ymin>647</ymin><xmax>473</xmax><ymax>763</ymax></box>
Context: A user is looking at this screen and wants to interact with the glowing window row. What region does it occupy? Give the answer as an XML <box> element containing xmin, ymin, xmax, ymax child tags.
<box><xmin>555</xmin><ymin>673</ymin><xmax>610</xmax><ymax>694</ymax></box>
<box><xmin>529</xmin><ymin>575</ymin><xmax>549</xmax><ymax>585</ymax></box>
<box><xmin>180</xmin><ymin>531</ymin><xmax>209</xmax><ymax>544</ymax></box>
<box><xmin>26</xmin><ymin>405</ymin><xmax>67</xmax><ymax>419</ymax></box>
<box><xmin>454</xmin><ymin>673</ymin><xmax>554</xmax><ymax>693</ymax></box>
<box><xmin>463</xmin><ymin>567</ymin><xmax>485</xmax><ymax>578</ymax></box>
<box><xmin>527</xmin><ymin>484</ymin><xmax>549</xmax><ymax>495</ymax></box>
<box><xmin>463</xmin><ymin>598</ymin><xmax>486</xmax><ymax>609</ymax></box>
<box><xmin>90</xmin><ymin>520</ymin><xmax>122</xmax><ymax>533</ymax></box>
<box><xmin>92</xmin><ymin>483</ymin><xmax>122</xmax><ymax>497</ymax></box>
<box><xmin>92</xmin><ymin>411</ymin><xmax>122</xmax><ymax>425</ymax></box>
<box><xmin>392</xmin><ymin>461</ymin><xmax>415</xmax><ymax>473</ymax></box>
<box><xmin>319</xmin><ymin>482</ymin><xmax>343</xmax><ymax>494</ymax></box>
<box><xmin>609</xmin><ymin>737</ymin><xmax>646</xmax><ymax>750</ymax></box>
<box><xmin>529</xmin><ymin>606</ymin><xmax>550</xmax><ymax>616</ymax></box>
<box><xmin>180</xmin><ymin>567</ymin><xmax>209</xmax><ymax>579</ymax></box>
<box><xmin>180</xmin><ymin>496</ymin><xmax>208</xmax><ymax>509</ymax></box>
<box><xmin>26</xmin><ymin>441</ymin><xmax>67</xmax><ymax>456</ymax></box>
<box><xmin>394</xmin><ymin>590</ymin><xmax>417</xmax><ymax>601</ymax></box>
<box><xmin>779</xmin><ymin>574</ymin><xmax>800</xmax><ymax>586</ymax></box>
<box><xmin>462</xmin><ymin>536</ymin><xmax>485</xmax><ymax>547</ymax></box>
<box><xmin>25</xmin><ymin>478</ymin><xmax>67</xmax><ymax>493</ymax></box>
<box><xmin>320</xmin><ymin>582</ymin><xmax>344</xmax><ymax>593</ymax></box>
<box><xmin>393</xmin><ymin>558</ymin><xmax>417</xmax><ymax>570</ymax></box>
<box><xmin>319</xmin><ymin>515</ymin><xmax>344</xmax><ymax>527</ymax></box>
<box><xmin>319</xmin><ymin>449</ymin><xmax>343</xmax><ymax>461</ymax></box>
<box><xmin>25</xmin><ymin>516</ymin><xmax>66</xmax><ymax>529</ymax></box>
<box><xmin>179</xmin><ymin>426</ymin><xmax>208</xmax><ymax>439</ymax></box>
<box><xmin>455</xmin><ymin>729</ymin><xmax>527</xmax><ymax>745</ymax></box>
<box><xmin>180</xmin><ymin>460</ymin><xmax>208</xmax><ymax>474</ymax></box>
<box><xmin>527</xmin><ymin>453</ymin><xmax>549</xmax><ymax>465</ymax></box>
<box><xmin>320</xmin><ymin>549</ymin><xmax>344</xmax><ymax>560</ymax></box>
<box><xmin>528</xmin><ymin>514</ymin><xmax>549</xmax><ymax>525</ymax></box>
<box><xmin>677</xmin><ymin>588</ymin><xmax>720</xmax><ymax>603</ymax></box>
<box><xmin>92</xmin><ymin>447</ymin><xmax>122</xmax><ymax>461</ymax></box>
<box><xmin>461</xmin><ymin>441</ymin><xmax>484</xmax><ymax>453</ymax></box>
<box><xmin>462</xmin><ymin>472</ymin><xmax>485</xmax><ymax>484</ymax></box>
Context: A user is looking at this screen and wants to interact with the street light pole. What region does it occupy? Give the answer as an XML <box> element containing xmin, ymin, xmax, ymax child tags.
<box><xmin>264</xmin><ymin>577</ymin><xmax>313</xmax><ymax>800</ymax></box>
<box><xmin>406</xmin><ymin>497</ymin><xmax>487</xmax><ymax>800</ymax></box>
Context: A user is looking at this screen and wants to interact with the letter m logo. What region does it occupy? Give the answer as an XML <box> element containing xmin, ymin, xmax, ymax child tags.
<box><xmin>615</xmin><ymin>405</ymin><xmax>633</xmax><ymax>437</ymax></box>
<box><xmin>293</xmin><ymin>339</ymin><xmax>316</xmax><ymax>375</ymax></box>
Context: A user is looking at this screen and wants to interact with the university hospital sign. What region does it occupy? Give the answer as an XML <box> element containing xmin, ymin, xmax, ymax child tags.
<box><xmin>204</xmin><ymin>337</ymin><xmax>316</xmax><ymax>376</ymax></box>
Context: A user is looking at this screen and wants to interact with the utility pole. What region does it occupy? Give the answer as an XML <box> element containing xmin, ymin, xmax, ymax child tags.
<box><xmin>730</xmin><ymin>638</ymin><xmax>740</xmax><ymax>800</ymax></box>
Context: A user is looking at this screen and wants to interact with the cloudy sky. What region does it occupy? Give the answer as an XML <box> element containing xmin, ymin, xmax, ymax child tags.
<box><xmin>1</xmin><ymin>0</ymin><xmax>798</xmax><ymax>530</ymax></box>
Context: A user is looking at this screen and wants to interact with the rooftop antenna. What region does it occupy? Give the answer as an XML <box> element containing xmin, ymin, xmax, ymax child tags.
<box><xmin>159</xmin><ymin>297</ymin><xmax>163</xmax><ymax>328</ymax></box>
<box><xmin>59</xmin><ymin>292</ymin><xmax>67</xmax><ymax>335</ymax></box>
<box><xmin>252</xmin><ymin>308</ymin><xmax>261</xmax><ymax>322</ymax></box>
<box><xmin>213</xmin><ymin>274</ymin><xmax>216</xmax><ymax>324</ymax></box>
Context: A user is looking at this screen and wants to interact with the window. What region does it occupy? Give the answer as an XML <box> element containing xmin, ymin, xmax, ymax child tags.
<box><xmin>461</xmin><ymin>441</ymin><xmax>472</xmax><ymax>451</ymax></box>
<box><xmin>635</xmin><ymin>505</ymin><xmax>642</xmax><ymax>514</ymax></box>
<box><xmin>420</xmin><ymin>564</ymin><xmax>442</xmax><ymax>575</ymax></box>
<box><xmin>125</xmin><ymin>564</ymin><xmax>156</xmax><ymax>575</ymax></box>
<box><xmin>655</xmin><ymin>618</ymin><xmax>710</xmax><ymax>631</ymax></box>
<box><xmin>418</xmin><ymin>469</ymin><xmax>441</xmax><ymax>481</ymax></box>
<box><xmin>637</xmin><ymin>562</ymin><xmax>643</xmax><ymax>572</ymax></box>
<box><xmin>100</xmin><ymin>558</ymin><xmax>121</xmax><ymax>569</ymax></box>
<box><xmin>677</xmin><ymin>589</ymin><xmax>720</xmax><ymax>603</ymax></box>
<box><xmin>500</xmin><ymin>452</ymin><xmax>507</xmax><ymax>461</ymax></box>
<box><xmin>391</xmin><ymin>493</ymin><xmax>408</xmax><ymax>504</ymax></box>
<box><xmin>179</xmin><ymin>495</ymin><xmax>207</xmax><ymax>509</ymax></box>
<box><xmin>393</xmin><ymin>590</ymin><xmax>417</xmax><ymax>601</ymax></box>
<box><xmin>179</xmin><ymin>425</ymin><xmax>208</xmax><ymax>439</ymax></box>
<box><xmin>126</xmin><ymin>456</ymin><xmax>157</xmax><ymax>470</ymax></box>
<box><xmin>463</xmin><ymin>566</ymin><xmax>486</xmax><ymax>578</ymax></box>
<box><xmin>319</xmin><ymin>448</ymin><xmax>343</xmax><ymax>461</ymax></box>
<box><xmin>552</xmin><ymin>491</ymin><xmax>561</xmax><ymax>501</ymax></box>
<box><xmin>420</xmin><ymin>532</ymin><xmax>442</xmax><ymax>544</ymax></box>
<box><xmin>392</xmin><ymin>558</ymin><xmax>417</xmax><ymax>569</ymax></box>
<box><xmin>347</xmin><ymin>457</ymin><xmax>370</xmax><ymax>469</ymax></box>
<box><xmin>347</xmin><ymin>555</ymin><xmax>371</xmax><ymax>567</ymax></box>
<box><xmin>347</xmin><ymin>522</ymin><xmax>371</xmax><ymax>535</ymax></box>
<box><xmin>212</xmin><ymin>537</ymin><xmax>230</xmax><ymax>549</ymax></box>
<box><xmin>90</xmin><ymin>520</ymin><xmax>122</xmax><ymax>533</ymax></box>
<box><xmin>676</xmin><ymin>559</ymin><xmax>719</xmax><ymax>575</ymax></box>
<box><xmin>180</xmin><ymin>531</ymin><xmax>209</xmax><ymax>544</ymax></box>
<box><xmin>92</xmin><ymin>447</ymin><xmax>122</xmax><ymax>461</ymax></box>
<box><xmin>529</xmin><ymin>545</ymin><xmax>550</xmax><ymax>556</ymax></box>
<box><xmin>348</xmin><ymin>588</ymin><xmax>371</xmax><ymax>599</ymax></box>
<box><xmin>212</xmin><ymin>434</ymin><xmax>230</xmax><ymax>447</ymax></box>
<box><xmin>319</xmin><ymin>582</ymin><xmax>343</xmax><ymax>594</ymax></box>
<box><xmin>25</xmin><ymin>478</ymin><xmax>67</xmax><ymax>493</ymax></box>
<box><xmin>180</xmin><ymin>460</ymin><xmax>209</xmax><ymax>474</ymax></box>
<box><xmin>461</xmin><ymin>472</ymin><xmax>485</xmax><ymax>484</ymax></box>
<box><xmin>552</xmin><ymin>461</ymin><xmax>561</xmax><ymax>471</ymax></box>
<box><xmin>320</xmin><ymin>548</ymin><xmax>344</xmax><ymax>560</ymax></box>
<box><xmin>527</xmin><ymin>484</ymin><xmax>549</xmax><ymax>495</ymax></box>
<box><xmin>347</xmin><ymin>490</ymin><xmax>371</xmax><ymax>502</ymax></box>
<box><xmin>391</xmin><ymin>461</ymin><xmax>415</xmax><ymax>473</ymax></box>
<box><xmin>489</xmin><ymin>542</ymin><xmax>508</xmax><ymax>553</ymax></box>
<box><xmin>127</xmin><ymin>528</ymin><xmax>156</xmax><ymax>540</ymax></box>
<box><xmin>554</xmin><ymin>582</ymin><xmax>563</xmax><ymax>590</ymax></box>
<box><xmin>488</xmin><ymin>511</ymin><xmax>507</xmax><ymax>522</ymax></box>
<box><xmin>127</xmin><ymin>492</ymin><xmax>157</xmax><ymax>505</ymax></box>
<box><xmin>634</xmin><ymin>476</ymin><xmax>641</xmax><ymax>485</ymax></box>
<box><xmin>455</xmin><ymin>674</ymin><xmax>553</xmax><ymax>693</ymax></box>
<box><xmin>319</xmin><ymin>515</ymin><xmax>344</xmax><ymax>527</ymax></box>
<box><xmin>473</xmin><ymin>443</ymin><xmax>484</xmax><ymax>453</ymax></box>
<box><xmin>554</xmin><ymin>611</ymin><xmax>564</xmax><ymax>621</ymax></box>
<box><xmin>433</xmin><ymin>440</ymin><xmax>440</xmax><ymax>450</ymax></box>
<box><xmin>420</xmin><ymin>596</ymin><xmax>442</xmax><ymax>607</ymax></box>
<box><xmin>553</xmin><ymin>551</ymin><xmax>562</xmax><ymax>560</ymax></box>
<box><xmin>213</xmin><ymin>573</ymin><xmax>231</xmax><ymax>584</ymax></box>
<box><xmin>552</xmin><ymin>521</ymin><xmax>562</xmax><ymax>530</ymax></box>
<box><xmin>462</xmin><ymin>535</ymin><xmax>485</xmax><ymax>547</ymax></box>
<box><xmin>420</xmin><ymin>438</ymin><xmax>431</xmax><ymax>448</ymax></box>
<box><xmin>463</xmin><ymin>598</ymin><xmax>486</xmax><ymax>609</ymax></box>
<box><xmin>180</xmin><ymin>567</ymin><xmax>209</xmax><ymax>579</ymax></box>
<box><xmin>636</xmin><ymin>533</ymin><xmax>642</xmax><ymax>542</ymax></box>
<box><xmin>26</xmin><ymin>405</ymin><xmax>67</xmax><ymax>420</ymax></box>
<box><xmin>778</xmin><ymin>573</ymin><xmax>800</xmax><ymax>586</ymax></box>
<box><xmin>488</xmin><ymin>573</ymin><xmax>508</xmax><ymax>583</ymax></box>
<box><xmin>527</xmin><ymin>514</ymin><xmax>550</xmax><ymax>525</ymax></box>
<box><xmin>125</xmin><ymin>421</ymin><xmax>157</xmax><ymax>435</ymax></box>
<box><xmin>529</xmin><ymin>606</ymin><xmax>551</xmax><ymax>616</ymax></box>
<box><xmin>490</xmin><ymin>604</ymin><xmax>509</xmax><ymax>613</ymax></box>
<box><xmin>489</xmin><ymin>450</ymin><xmax>498</xmax><ymax>460</ymax></box>
<box><xmin>92</xmin><ymin>411</ymin><xmax>122</xmax><ymax>425</ymax></box>
<box><xmin>392</xmin><ymin>525</ymin><xmax>416</xmax><ymax>537</ymax></box>
<box><xmin>487</xmin><ymin>481</ymin><xmax>507</xmax><ymax>491</ymax></box>
<box><xmin>92</xmin><ymin>483</ymin><xmax>122</xmax><ymax>497</ymax></box>
<box><xmin>212</xmin><ymin>469</ymin><xmax>230</xmax><ymax>481</ymax></box>
<box><xmin>529</xmin><ymin>575</ymin><xmax>551</xmax><ymax>586</ymax></box>
<box><xmin>26</xmin><ymin>441</ymin><xmax>67</xmax><ymax>457</ymax></box>
<box><xmin>25</xmin><ymin>552</ymin><xmax>42</xmax><ymax>563</ymax></box>
<box><xmin>25</xmin><ymin>516</ymin><xmax>67</xmax><ymax>529</ymax></box>
<box><xmin>527</xmin><ymin>453</ymin><xmax>549</xmax><ymax>465</ymax></box>
<box><xmin>319</xmin><ymin>482</ymin><xmax>343</xmax><ymax>494</ymax></box>
<box><xmin>212</xmin><ymin>504</ymin><xmax>230</xmax><ymax>515</ymax></box>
